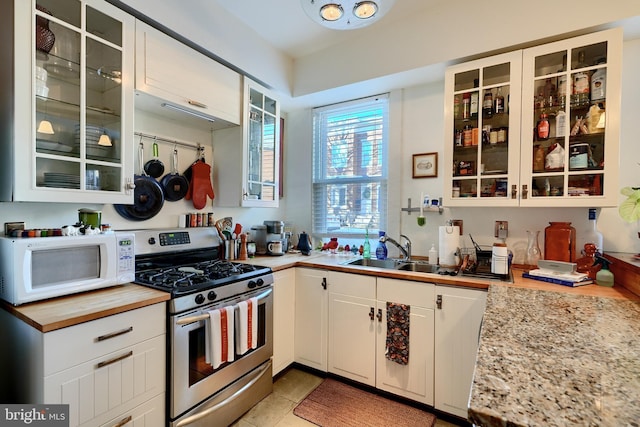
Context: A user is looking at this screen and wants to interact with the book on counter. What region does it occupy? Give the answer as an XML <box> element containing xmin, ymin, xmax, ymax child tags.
<box><xmin>523</xmin><ymin>268</ymin><xmax>594</xmax><ymax>287</ymax></box>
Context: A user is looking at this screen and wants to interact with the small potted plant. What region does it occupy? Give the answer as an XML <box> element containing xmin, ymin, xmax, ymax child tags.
<box><xmin>619</xmin><ymin>186</ymin><xmax>640</xmax><ymax>238</ymax></box>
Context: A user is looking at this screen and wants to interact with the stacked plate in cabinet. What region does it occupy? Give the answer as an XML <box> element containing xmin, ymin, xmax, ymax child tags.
<box><xmin>42</xmin><ymin>173</ymin><xmax>80</xmax><ymax>189</ymax></box>
<box><xmin>75</xmin><ymin>125</ymin><xmax>112</xmax><ymax>160</ymax></box>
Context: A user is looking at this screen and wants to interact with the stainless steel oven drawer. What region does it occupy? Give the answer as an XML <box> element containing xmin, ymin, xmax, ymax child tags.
<box><xmin>170</xmin><ymin>360</ymin><xmax>272</xmax><ymax>427</ymax></box>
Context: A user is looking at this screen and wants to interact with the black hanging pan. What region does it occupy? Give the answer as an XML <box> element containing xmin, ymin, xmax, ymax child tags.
<box><xmin>144</xmin><ymin>139</ymin><xmax>165</xmax><ymax>178</ymax></box>
<box><xmin>161</xmin><ymin>147</ymin><xmax>189</xmax><ymax>201</ymax></box>
<box><xmin>114</xmin><ymin>141</ymin><xmax>165</xmax><ymax>221</ymax></box>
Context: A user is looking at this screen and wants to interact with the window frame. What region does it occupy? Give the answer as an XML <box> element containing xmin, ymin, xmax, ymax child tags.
<box><xmin>311</xmin><ymin>94</ymin><xmax>389</xmax><ymax>237</ymax></box>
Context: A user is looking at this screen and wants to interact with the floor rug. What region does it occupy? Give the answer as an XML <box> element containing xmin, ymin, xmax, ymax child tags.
<box><xmin>293</xmin><ymin>378</ymin><xmax>437</xmax><ymax>427</ymax></box>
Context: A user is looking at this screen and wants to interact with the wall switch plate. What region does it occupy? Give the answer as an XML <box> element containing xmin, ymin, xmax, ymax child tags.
<box><xmin>495</xmin><ymin>221</ymin><xmax>508</xmax><ymax>239</ymax></box>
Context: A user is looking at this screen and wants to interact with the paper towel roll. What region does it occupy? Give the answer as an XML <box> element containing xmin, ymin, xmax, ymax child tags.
<box><xmin>439</xmin><ymin>225</ymin><xmax>460</xmax><ymax>266</ymax></box>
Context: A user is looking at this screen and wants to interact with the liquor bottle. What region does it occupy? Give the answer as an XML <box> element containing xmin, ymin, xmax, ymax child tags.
<box><xmin>537</xmin><ymin>113</ymin><xmax>549</xmax><ymax>140</ymax></box>
<box><xmin>581</xmin><ymin>208</ymin><xmax>604</xmax><ymax>254</ymax></box>
<box><xmin>462</xmin><ymin>92</ymin><xmax>471</xmax><ymax>120</ymax></box>
<box><xmin>494</xmin><ymin>87</ymin><xmax>505</xmax><ymax>114</ymax></box>
<box><xmin>470</xmin><ymin>79</ymin><xmax>479</xmax><ymax>118</ymax></box>
<box><xmin>482</xmin><ymin>89</ymin><xmax>493</xmax><ymax>119</ymax></box>
<box><xmin>572</xmin><ymin>50</ymin><xmax>590</xmax><ymax>106</ymax></box>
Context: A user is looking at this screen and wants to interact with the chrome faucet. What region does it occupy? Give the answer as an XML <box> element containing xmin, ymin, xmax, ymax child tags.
<box><xmin>379</xmin><ymin>234</ymin><xmax>412</xmax><ymax>261</ymax></box>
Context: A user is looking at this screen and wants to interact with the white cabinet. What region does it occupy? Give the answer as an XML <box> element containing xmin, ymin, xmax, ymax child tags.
<box><xmin>326</xmin><ymin>273</ymin><xmax>435</xmax><ymax>406</ymax></box>
<box><xmin>519</xmin><ymin>28</ymin><xmax>622</xmax><ymax>207</ymax></box>
<box><xmin>134</xmin><ymin>20</ymin><xmax>241</xmax><ymax>128</ymax></box>
<box><xmin>434</xmin><ymin>285</ymin><xmax>487</xmax><ymax>418</ymax></box>
<box><xmin>444</xmin><ymin>51</ymin><xmax>523</xmax><ymax>207</ymax></box>
<box><xmin>3</xmin><ymin>0</ymin><xmax>135</xmax><ymax>203</ymax></box>
<box><xmin>327</xmin><ymin>272</ymin><xmax>377</xmax><ymax>386</ymax></box>
<box><xmin>294</xmin><ymin>268</ymin><xmax>328</xmax><ymax>371</ymax></box>
<box><xmin>376</xmin><ymin>278</ymin><xmax>435</xmax><ymax>406</ymax></box>
<box><xmin>444</xmin><ymin>28</ymin><xmax>622</xmax><ymax>207</ymax></box>
<box><xmin>214</xmin><ymin>78</ymin><xmax>281</xmax><ymax>208</ymax></box>
<box><xmin>0</xmin><ymin>303</ymin><xmax>166</xmax><ymax>427</ymax></box>
<box><xmin>273</xmin><ymin>268</ymin><xmax>295</xmax><ymax>376</ymax></box>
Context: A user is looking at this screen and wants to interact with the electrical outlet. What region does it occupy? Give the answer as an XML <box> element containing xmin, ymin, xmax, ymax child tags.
<box><xmin>495</xmin><ymin>221</ymin><xmax>508</xmax><ymax>239</ymax></box>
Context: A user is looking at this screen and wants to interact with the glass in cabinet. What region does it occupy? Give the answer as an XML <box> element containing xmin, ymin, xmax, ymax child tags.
<box><xmin>444</xmin><ymin>51</ymin><xmax>522</xmax><ymax>206</ymax></box>
<box><xmin>242</xmin><ymin>80</ymin><xmax>280</xmax><ymax>207</ymax></box>
<box><xmin>4</xmin><ymin>0</ymin><xmax>134</xmax><ymax>203</ymax></box>
<box><xmin>520</xmin><ymin>28</ymin><xmax>621</xmax><ymax>206</ymax></box>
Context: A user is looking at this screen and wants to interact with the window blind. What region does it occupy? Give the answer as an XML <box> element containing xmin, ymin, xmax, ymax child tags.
<box><xmin>312</xmin><ymin>94</ymin><xmax>389</xmax><ymax>236</ymax></box>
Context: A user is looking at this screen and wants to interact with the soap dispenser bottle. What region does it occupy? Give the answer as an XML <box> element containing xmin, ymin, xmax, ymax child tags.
<box><xmin>593</xmin><ymin>255</ymin><xmax>614</xmax><ymax>287</ymax></box>
<box><xmin>376</xmin><ymin>231</ymin><xmax>388</xmax><ymax>260</ymax></box>
<box><xmin>428</xmin><ymin>244</ymin><xmax>438</xmax><ymax>265</ymax></box>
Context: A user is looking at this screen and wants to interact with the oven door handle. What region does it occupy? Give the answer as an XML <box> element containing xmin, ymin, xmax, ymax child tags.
<box><xmin>175</xmin><ymin>288</ymin><xmax>273</xmax><ymax>326</ymax></box>
<box><xmin>174</xmin><ymin>361</ymin><xmax>271</xmax><ymax>427</ymax></box>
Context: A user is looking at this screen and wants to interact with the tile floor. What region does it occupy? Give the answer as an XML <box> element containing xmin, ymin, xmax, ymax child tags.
<box><xmin>232</xmin><ymin>367</ymin><xmax>463</xmax><ymax>427</ymax></box>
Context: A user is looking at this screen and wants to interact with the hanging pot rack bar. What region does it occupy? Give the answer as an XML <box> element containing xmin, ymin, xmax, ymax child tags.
<box><xmin>134</xmin><ymin>131</ymin><xmax>204</xmax><ymax>152</ymax></box>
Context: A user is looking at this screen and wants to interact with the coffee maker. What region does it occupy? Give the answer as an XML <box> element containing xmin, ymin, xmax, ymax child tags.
<box><xmin>264</xmin><ymin>220</ymin><xmax>287</xmax><ymax>255</ymax></box>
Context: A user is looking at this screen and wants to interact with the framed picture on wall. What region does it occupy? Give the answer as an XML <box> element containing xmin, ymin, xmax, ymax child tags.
<box><xmin>412</xmin><ymin>152</ymin><xmax>438</xmax><ymax>178</ymax></box>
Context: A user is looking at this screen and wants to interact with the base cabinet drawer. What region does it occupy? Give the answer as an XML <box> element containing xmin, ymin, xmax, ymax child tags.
<box><xmin>44</xmin><ymin>303</ymin><xmax>166</xmax><ymax>376</ymax></box>
<box><xmin>44</xmin><ymin>335</ymin><xmax>165</xmax><ymax>427</ymax></box>
<box><xmin>98</xmin><ymin>393</ymin><xmax>165</xmax><ymax>427</ymax></box>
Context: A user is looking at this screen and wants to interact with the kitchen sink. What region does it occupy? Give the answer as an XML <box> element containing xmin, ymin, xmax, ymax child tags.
<box><xmin>396</xmin><ymin>262</ymin><xmax>440</xmax><ymax>273</ymax></box>
<box><xmin>345</xmin><ymin>258</ymin><xmax>401</xmax><ymax>269</ymax></box>
<box><xmin>344</xmin><ymin>258</ymin><xmax>440</xmax><ymax>274</ymax></box>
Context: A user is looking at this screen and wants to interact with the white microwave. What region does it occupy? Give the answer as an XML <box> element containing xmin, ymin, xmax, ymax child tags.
<box><xmin>0</xmin><ymin>232</ymin><xmax>135</xmax><ymax>305</ymax></box>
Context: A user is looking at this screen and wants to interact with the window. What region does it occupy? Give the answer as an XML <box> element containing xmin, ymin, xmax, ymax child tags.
<box><xmin>312</xmin><ymin>94</ymin><xmax>389</xmax><ymax>236</ymax></box>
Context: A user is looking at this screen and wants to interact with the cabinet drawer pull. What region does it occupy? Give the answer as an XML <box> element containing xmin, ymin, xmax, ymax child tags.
<box><xmin>112</xmin><ymin>415</ymin><xmax>132</xmax><ymax>427</ymax></box>
<box><xmin>96</xmin><ymin>351</ymin><xmax>133</xmax><ymax>369</ymax></box>
<box><xmin>96</xmin><ymin>326</ymin><xmax>133</xmax><ymax>342</ymax></box>
<box><xmin>187</xmin><ymin>99</ymin><xmax>208</xmax><ymax>109</ymax></box>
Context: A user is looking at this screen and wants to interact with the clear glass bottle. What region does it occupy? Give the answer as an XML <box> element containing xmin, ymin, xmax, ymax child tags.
<box><xmin>583</xmin><ymin>208</ymin><xmax>604</xmax><ymax>253</ymax></box>
<box><xmin>363</xmin><ymin>228</ymin><xmax>371</xmax><ymax>259</ymax></box>
<box><xmin>526</xmin><ymin>230</ymin><xmax>542</xmax><ymax>266</ymax></box>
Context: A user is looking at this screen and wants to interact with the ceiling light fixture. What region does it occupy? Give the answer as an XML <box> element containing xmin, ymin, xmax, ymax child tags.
<box><xmin>302</xmin><ymin>0</ymin><xmax>396</xmax><ymax>30</ymax></box>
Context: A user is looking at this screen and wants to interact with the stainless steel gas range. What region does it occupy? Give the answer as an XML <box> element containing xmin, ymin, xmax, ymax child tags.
<box><xmin>130</xmin><ymin>228</ymin><xmax>274</xmax><ymax>427</ymax></box>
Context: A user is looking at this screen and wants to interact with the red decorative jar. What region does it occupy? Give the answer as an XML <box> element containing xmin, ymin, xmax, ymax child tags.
<box><xmin>544</xmin><ymin>222</ymin><xmax>576</xmax><ymax>262</ymax></box>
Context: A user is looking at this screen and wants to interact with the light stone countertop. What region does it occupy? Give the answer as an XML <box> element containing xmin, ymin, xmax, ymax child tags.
<box><xmin>468</xmin><ymin>285</ymin><xmax>640</xmax><ymax>426</ymax></box>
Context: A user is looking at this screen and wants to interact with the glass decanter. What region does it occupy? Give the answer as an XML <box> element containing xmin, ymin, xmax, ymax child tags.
<box><xmin>526</xmin><ymin>230</ymin><xmax>542</xmax><ymax>266</ymax></box>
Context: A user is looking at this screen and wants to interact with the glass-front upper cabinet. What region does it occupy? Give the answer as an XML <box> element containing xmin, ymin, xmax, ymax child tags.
<box><xmin>242</xmin><ymin>79</ymin><xmax>280</xmax><ymax>207</ymax></box>
<box><xmin>6</xmin><ymin>0</ymin><xmax>134</xmax><ymax>203</ymax></box>
<box><xmin>520</xmin><ymin>28</ymin><xmax>622</xmax><ymax>207</ymax></box>
<box><xmin>444</xmin><ymin>51</ymin><xmax>523</xmax><ymax>207</ymax></box>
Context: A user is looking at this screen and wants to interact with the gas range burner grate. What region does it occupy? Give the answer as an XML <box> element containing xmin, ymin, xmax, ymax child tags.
<box><xmin>134</xmin><ymin>259</ymin><xmax>270</xmax><ymax>296</ymax></box>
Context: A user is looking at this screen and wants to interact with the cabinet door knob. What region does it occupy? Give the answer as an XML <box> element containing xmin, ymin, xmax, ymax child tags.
<box><xmin>321</xmin><ymin>277</ymin><xmax>327</xmax><ymax>290</ymax></box>
<box><xmin>369</xmin><ymin>307</ymin><xmax>375</xmax><ymax>320</ymax></box>
<box><xmin>511</xmin><ymin>184</ymin><xmax>518</xmax><ymax>199</ymax></box>
<box><xmin>522</xmin><ymin>184</ymin><xmax>528</xmax><ymax>199</ymax></box>
<box><xmin>376</xmin><ymin>308</ymin><xmax>383</xmax><ymax>322</ymax></box>
<box><xmin>436</xmin><ymin>294</ymin><xmax>443</xmax><ymax>309</ymax></box>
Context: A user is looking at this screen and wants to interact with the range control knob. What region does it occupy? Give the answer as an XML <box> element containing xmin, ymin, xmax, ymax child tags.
<box><xmin>207</xmin><ymin>290</ymin><xmax>217</xmax><ymax>301</ymax></box>
<box><xmin>194</xmin><ymin>294</ymin><xmax>205</xmax><ymax>305</ymax></box>
<box><xmin>248</xmin><ymin>280</ymin><xmax>257</xmax><ymax>289</ymax></box>
<box><xmin>256</xmin><ymin>278</ymin><xmax>264</xmax><ymax>287</ymax></box>
<box><xmin>148</xmin><ymin>237</ymin><xmax>156</xmax><ymax>245</ymax></box>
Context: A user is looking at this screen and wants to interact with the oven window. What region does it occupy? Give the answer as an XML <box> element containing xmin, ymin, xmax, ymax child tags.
<box><xmin>31</xmin><ymin>246</ymin><xmax>100</xmax><ymax>288</ymax></box>
<box><xmin>189</xmin><ymin>303</ymin><xmax>266</xmax><ymax>386</ymax></box>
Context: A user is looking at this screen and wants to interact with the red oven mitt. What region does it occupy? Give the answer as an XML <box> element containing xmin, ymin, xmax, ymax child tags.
<box><xmin>185</xmin><ymin>160</ymin><xmax>215</xmax><ymax>209</ymax></box>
